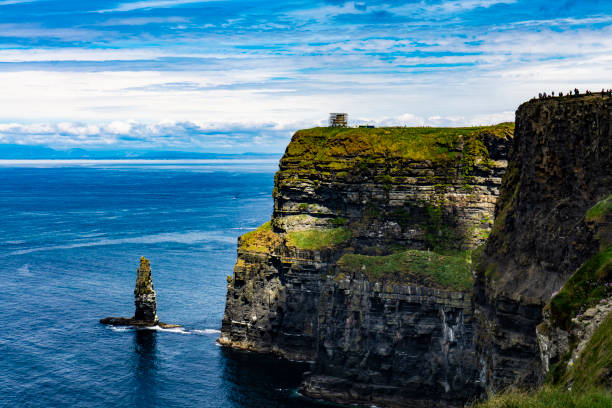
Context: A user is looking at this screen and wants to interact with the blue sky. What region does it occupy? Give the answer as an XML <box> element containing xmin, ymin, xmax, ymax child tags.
<box><xmin>0</xmin><ymin>0</ymin><xmax>611</xmax><ymax>152</ymax></box>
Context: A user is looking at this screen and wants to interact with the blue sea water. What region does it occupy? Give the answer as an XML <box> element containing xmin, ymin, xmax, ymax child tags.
<box><xmin>0</xmin><ymin>160</ymin><xmax>329</xmax><ymax>408</ymax></box>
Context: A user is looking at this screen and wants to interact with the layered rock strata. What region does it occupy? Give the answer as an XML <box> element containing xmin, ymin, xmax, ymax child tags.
<box><xmin>101</xmin><ymin>257</ymin><xmax>179</xmax><ymax>328</ymax></box>
<box><xmin>474</xmin><ymin>95</ymin><xmax>612</xmax><ymax>392</ymax></box>
<box><xmin>303</xmin><ymin>279</ymin><xmax>477</xmax><ymax>407</ymax></box>
<box><xmin>220</xmin><ymin>124</ymin><xmax>513</xmax><ymax>406</ymax></box>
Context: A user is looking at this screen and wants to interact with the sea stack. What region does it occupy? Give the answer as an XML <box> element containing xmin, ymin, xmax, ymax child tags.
<box><xmin>134</xmin><ymin>257</ymin><xmax>158</xmax><ymax>323</ymax></box>
<box><xmin>101</xmin><ymin>257</ymin><xmax>179</xmax><ymax>328</ymax></box>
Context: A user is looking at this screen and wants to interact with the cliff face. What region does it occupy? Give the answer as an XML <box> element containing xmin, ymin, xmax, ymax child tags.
<box><xmin>303</xmin><ymin>280</ymin><xmax>477</xmax><ymax>407</ymax></box>
<box><xmin>220</xmin><ymin>124</ymin><xmax>513</xmax><ymax>406</ymax></box>
<box><xmin>474</xmin><ymin>95</ymin><xmax>612</xmax><ymax>392</ymax></box>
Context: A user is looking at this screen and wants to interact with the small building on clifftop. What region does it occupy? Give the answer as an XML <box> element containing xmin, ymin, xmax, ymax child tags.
<box><xmin>328</xmin><ymin>113</ymin><xmax>348</xmax><ymax>127</ymax></box>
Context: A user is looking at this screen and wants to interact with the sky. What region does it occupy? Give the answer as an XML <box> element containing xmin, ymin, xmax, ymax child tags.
<box><xmin>0</xmin><ymin>0</ymin><xmax>611</xmax><ymax>153</ymax></box>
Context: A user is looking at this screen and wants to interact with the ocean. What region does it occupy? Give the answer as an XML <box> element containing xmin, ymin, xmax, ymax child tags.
<box><xmin>0</xmin><ymin>160</ymin><xmax>329</xmax><ymax>408</ymax></box>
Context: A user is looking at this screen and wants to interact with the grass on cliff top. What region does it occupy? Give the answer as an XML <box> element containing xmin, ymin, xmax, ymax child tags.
<box><xmin>285</xmin><ymin>227</ymin><xmax>351</xmax><ymax>250</ymax></box>
<box><xmin>239</xmin><ymin>222</ymin><xmax>282</xmax><ymax>253</ymax></box>
<box><xmin>548</xmin><ymin>246</ymin><xmax>612</xmax><ymax>330</ymax></box>
<box><xmin>564</xmin><ymin>313</ymin><xmax>612</xmax><ymax>391</ymax></box>
<box><xmin>337</xmin><ymin>249</ymin><xmax>473</xmax><ymax>291</ymax></box>
<box><xmin>472</xmin><ymin>385</ymin><xmax>612</xmax><ymax>408</ymax></box>
<box><xmin>586</xmin><ymin>194</ymin><xmax>612</xmax><ymax>223</ymax></box>
<box><xmin>281</xmin><ymin>122</ymin><xmax>514</xmax><ymax>167</ymax></box>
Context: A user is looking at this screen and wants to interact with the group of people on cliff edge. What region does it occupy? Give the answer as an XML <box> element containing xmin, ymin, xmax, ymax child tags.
<box><xmin>533</xmin><ymin>87</ymin><xmax>612</xmax><ymax>101</ymax></box>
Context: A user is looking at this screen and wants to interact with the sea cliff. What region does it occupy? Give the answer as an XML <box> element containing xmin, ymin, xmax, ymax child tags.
<box><xmin>220</xmin><ymin>94</ymin><xmax>611</xmax><ymax>406</ymax></box>
<box><xmin>474</xmin><ymin>94</ymin><xmax>611</xmax><ymax>393</ymax></box>
<box><xmin>220</xmin><ymin>124</ymin><xmax>513</xmax><ymax>406</ymax></box>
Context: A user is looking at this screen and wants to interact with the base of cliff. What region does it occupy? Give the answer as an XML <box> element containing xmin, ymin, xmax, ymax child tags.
<box><xmin>301</xmin><ymin>375</ymin><xmax>465</xmax><ymax>408</ymax></box>
<box><xmin>100</xmin><ymin>317</ymin><xmax>181</xmax><ymax>329</ymax></box>
<box><xmin>216</xmin><ymin>335</ymin><xmax>315</xmax><ymax>363</ymax></box>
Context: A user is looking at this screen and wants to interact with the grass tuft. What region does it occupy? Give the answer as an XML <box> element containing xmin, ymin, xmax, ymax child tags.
<box><xmin>548</xmin><ymin>247</ymin><xmax>612</xmax><ymax>330</ymax></box>
<box><xmin>239</xmin><ymin>222</ymin><xmax>283</xmax><ymax>253</ymax></box>
<box><xmin>280</xmin><ymin>123</ymin><xmax>514</xmax><ymax>173</ymax></box>
<box><xmin>586</xmin><ymin>195</ymin><xmax>612</xmax><ymax>223</ymax></box>
<box><xmin>565</xmin><ymin>314</ymin><xmax>612</xmax><ymax>390</ymax></box>
<box><xmin>472</xmin><ymin>386</ymin><xmax>612</xmax><ymax>408</ymax></box>
<box><xmin>286</xmin><ymin>228</ymin><xmax>351</xmax><ymax>250</ymax></box>
<box><xmin>337</xmin><ymin>249</ymin><xmax>473</xmax><ymax>291</ymax></box>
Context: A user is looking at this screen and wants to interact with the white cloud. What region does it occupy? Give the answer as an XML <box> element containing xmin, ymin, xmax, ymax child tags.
<box><xmin>0</xmin><ymin>2</ymin><xmax>611</xmax><ymax>152</ymax></box>
<box><xmin>96</xmin><ymin>16</ymin><xmax>190</xmax><ymax>26</ymax></box>
<box><xmin>352</xmin><ymin>111</ymin><xmax>514</xmax><ymax>128</ymax></box>
<box><xmin>0</xmin><ymin>0</ymin><xmax>37</xmax><ymax>5</ymax></box>
<box><xmin>432</xmin><ymin>0</ymin><xmax>518</xmax><ymax>13</ymax></box>
<box><xmin>0</xmin><ymin>24</ymin><xmax>107</xmax><ymax>41</ymax></box>
<box><xmin>501</xmin><ymin>15</ymin><xmax>612</xmax><ymax>28</ymax></box>
<box><xmin>0</xmin><ymin>112</ymin><xmax>520</xmax><ymax>152</ymax></box>
<box><xmin>0</xmin><ymin>119</ymin><xmax>297</xmax><ymax>151</ymax></box>
<box><xmin>106</xmin><ymin>121</ymin><xmax>133</xmax><ymax>135</ymax></box>
<box><xmin>98</xmin><ymin>0</ymin><xmax>219</xmax><ymax>13</ymax></box>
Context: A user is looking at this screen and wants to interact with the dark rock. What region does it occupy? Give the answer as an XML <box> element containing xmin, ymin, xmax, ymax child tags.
<box><xmin>474</xmin><ymin>94</ymin><xmax>611</xmax><ymax>392</ymax></box>
<box><xmin>101</xmin><ymin>257</ymin><xmax>179</xmax><ymax>328</ymax></box>
<box><xmin>302</xmin><ymin>278</ymin><xmax>479</xmax><ymax>408</ymax></box>
<box><xmin>99</xmin><ymin>317</ymin><xmax>180</xmax><ymax>329</ymax></box>
<box><xmin>134</xmin><ymin>257</ymin><xmax>158</xmax><ymax>323</ymax></box>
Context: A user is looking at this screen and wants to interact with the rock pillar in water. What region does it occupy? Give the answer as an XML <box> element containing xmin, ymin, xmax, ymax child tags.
<box><xmin>134</xmin><ymin>257</ymin><xmax>158</xmax><ymax>323</ymax></box>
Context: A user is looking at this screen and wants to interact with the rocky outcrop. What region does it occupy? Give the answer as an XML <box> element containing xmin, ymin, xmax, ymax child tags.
<box><xmin>134</xmin><ymin>257</ymin><xmax>158</xmax><ymax>322</ymax></box>
<box><xmin>474</xmin><ymin>95</ymin><xmax>612</xmax><ymax>392</ymax></box>
<box><xmin>220</xmin><ymin>124</ymin><xmax>513</xmax><ymax>406</ymax></box>
<box><xmin>538</xmin><ymin>296</ymin><xmax>612</xmax><ymax>379</ymax></box>
<box><xmin>101</xmin><ymin>257</ymin><xmax>179</xmax><ymax>328</ymax></box>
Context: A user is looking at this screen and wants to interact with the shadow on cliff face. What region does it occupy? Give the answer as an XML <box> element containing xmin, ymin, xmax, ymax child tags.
<box><xmin>220</xmin><ymin>348</ymin><xmax>335</xmax><ymax>407</ymax></box>
<box><xmin>130</xmin><ymin>330</ymin><xmax>159</xmax><ymax>405</ymax></box>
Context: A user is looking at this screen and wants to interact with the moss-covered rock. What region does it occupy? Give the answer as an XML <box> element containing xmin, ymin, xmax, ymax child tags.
<box><xmin>337</xmin><ymin>249</ymin><xmax>473</xmax><ymax>291</ymax></box>
<box><xmin>281</xmin><ymin>123</ymin><xmax>513</xmax><ymax>169</ymax></box>
<box><xmin>565</xmin><ymin>313</ymin><xmax>612</xmax><ymax>390</ymax></box>
<box><xmin>285</xmin><ymin>227</ymin><xmax>351</xmax><ymax>250</ymax></box>
<box><xmin>548</xmin><ymin>247</ymin><xmax>612</xmax><ymax>331</ymax></box>
<box><xmin>238</xmin><ymin>221</ymin><xmax>283</xmax><ymax>253</ymax></box>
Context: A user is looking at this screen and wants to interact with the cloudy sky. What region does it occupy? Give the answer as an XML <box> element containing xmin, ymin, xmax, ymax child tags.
<box><xmin>0</xmin><ymin>0</ymin><xmax>611</xmax><ymax>152</ymax></box>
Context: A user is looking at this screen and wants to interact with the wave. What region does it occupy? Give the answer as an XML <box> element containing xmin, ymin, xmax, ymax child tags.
<box><xmin>17</xmin><ymin>264</ymin><xmax>33</xmax><ymax>277</ymax></box>
<box><xmin>148</xmin><ymin>326</ymin><xmax>190</xmax><ymax>334</ymax></box>
<box><xmin>108</xmin><ymin>326</ymin><xmax>135</xmax><ymax>333</ymax></box>
<box><xmin>9</xmin><ymin>230</ymin><xmax>236</xmax><ymax>256</ymax></box>
<box><xmin>106</xmin><ymin>325</ymin><xmax>221</xmax><ymax>335</ymax></box>
<box><xmin>191</xmin><ymin>329</ymin><xmax>221</xmax><ymax>335</ymax></box>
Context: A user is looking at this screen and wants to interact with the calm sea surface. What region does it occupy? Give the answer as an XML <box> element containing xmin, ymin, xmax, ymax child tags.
<box><xmin>0</xmin><ymin>160</ymin><xmax>329</xmax><ymax>408</ymax></box>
